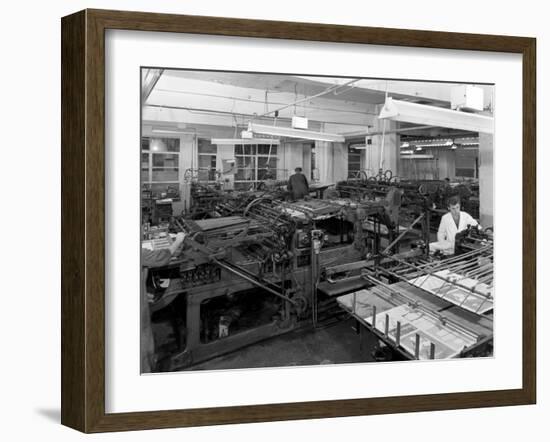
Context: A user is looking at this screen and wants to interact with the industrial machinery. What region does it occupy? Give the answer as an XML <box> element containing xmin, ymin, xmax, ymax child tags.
<box><xmin>143</xmin><ymin>190</ymin><xmax>404</xmax><ymax>370</ymax></box>
<box><xmin>336</xmin><ymin>227</ymin><xmax>494</xmax><ymax>361</ymax></box>
<box><xmin>142</xmin><ymin>173</ymin><xmax>490</xmax><ymax>370</ymax></box>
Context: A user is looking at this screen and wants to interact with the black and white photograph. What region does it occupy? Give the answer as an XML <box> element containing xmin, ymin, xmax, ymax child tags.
<box><xmin>140</xmin><ymin>69</ymin><xmax>495</xmax><ymax>373</ymax></box>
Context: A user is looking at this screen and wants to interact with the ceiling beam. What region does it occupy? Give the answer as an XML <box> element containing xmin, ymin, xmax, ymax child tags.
<box><xmin>378</xmin><ymin>98</ymin><xmax>494</xmax><ymax>134</ymax></box>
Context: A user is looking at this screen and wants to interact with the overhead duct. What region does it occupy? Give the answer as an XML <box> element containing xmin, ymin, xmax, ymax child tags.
<box><xmin>378</xmin><ymin>97</ymin><xmax>494</xmax><ymax>134</ymax></box>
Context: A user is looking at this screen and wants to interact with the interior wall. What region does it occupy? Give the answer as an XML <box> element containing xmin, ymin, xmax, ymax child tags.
<box><xmin>315</xmin><ymin>141</ymin><xmax>348</xmax><ymax>184</ymax></box>
<box><xmin>398</xmin><ymin>148</ymin><xmax>480</xmax><ymax>181</ymax></box>
<box><xmin>437</xmin><ymin>149</ymin><xmax>456</xmax><ymax>180</ymax></box>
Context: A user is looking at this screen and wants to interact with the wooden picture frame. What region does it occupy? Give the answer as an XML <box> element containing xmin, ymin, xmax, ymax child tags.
<box><xmin>61</xmin><ymin>9</ymin><xmax>536</xmax><ymax>433</ymax></box>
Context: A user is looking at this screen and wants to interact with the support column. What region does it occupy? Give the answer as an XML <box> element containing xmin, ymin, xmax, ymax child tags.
<box><xmin>367</xmin><ymin>111</ymin><xmax>399</xmax><ymax>176</ymax></box>
<box><xmin>437</xmin><ymin>149</ymin><xmax>456</xmax><ymax>181</ymax></box>
<box><xmin>179</xmin><ymin>134</ymin><xmax>196</xmax><ymax>212</ymax></box>
<box><xmin>280</xmin><ymin>141</ymin><xmax>304</xmax><ymax>180</ymax></box>
<box><xmin>315</xmin><ymin>141</ymin><xmax>334</xmax><ymax>183</ymax></box>
<box><xmin>478</xmin><ymin>133</ymin><xmax>494</xmax><ymax>227</ymax></box>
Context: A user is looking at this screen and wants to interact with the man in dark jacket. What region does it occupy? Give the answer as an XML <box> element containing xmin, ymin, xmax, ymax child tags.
<box><xmin>287</xmin><ymin>167</ymin><xmax>309</xmax><ymax>201</ymax></box>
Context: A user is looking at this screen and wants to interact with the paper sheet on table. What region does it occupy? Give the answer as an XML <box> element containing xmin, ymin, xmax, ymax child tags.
<box><xmin>408</xmin><ymin>269</ymin><xmax>493</xmax><ymax>314</ymax></box>
<box><xmin>365</xmin><ymin>304</ymin><xmax>477</xmax><ymax>359</ymax></box>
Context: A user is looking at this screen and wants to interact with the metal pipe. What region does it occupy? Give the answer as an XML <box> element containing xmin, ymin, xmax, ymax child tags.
<box><xmin>154</xmin><ymin>87</ymin><xmax>375</xmax><ymax>116</ymax></box>
<box><xmin>380</xmin><ymin>260</ymin><xmax>492</xmax><ymax>300</ymax></box>
<box><xmin>213</xmin><ymin>259</ymin><xmax>297</xmax><ymax>306</ymax></box>
<box><xmin>382</xmin><ymin>213</ymin><xmax>425</xmax><ymax>254</ymax></box>
<box><xmin>258</xmin><ymin>79</ymin><xmax>360</xmax><ymax>118</ymax></box>
<box><xmin>146</xmin><ymin>104</ymin><xmax>366</xmax><ymax>127</ymax></box>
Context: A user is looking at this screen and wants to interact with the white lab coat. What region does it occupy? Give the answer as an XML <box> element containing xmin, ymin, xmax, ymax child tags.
<box><xmin>437</xmin><ymin>211</ymin><xmax>479</xmax><ymax>248</ymax></box>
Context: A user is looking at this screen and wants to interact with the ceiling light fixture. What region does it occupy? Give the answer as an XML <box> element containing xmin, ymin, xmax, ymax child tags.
<box><xmin>248</xmin><ymin>122</ymin><xmax>345</xmax><ymax>143</ymax></box>
<box><xmin>151</xmin><ymin>128</ymin><xmax>195</xmax><ymax>134</ymax></box>
<box><xmin>402</xmin><ymin>138</ymin><xmax>455</xmax><ymax>148</ymax></box>
<box><xmin>211</xmin><ymin>138</ymin><xmax>281</xmax><ymax>145</ymax></box>
<box><xmin>401</xmin><ymin>154</ymin><xmax>434</xmax><ymax>159</ymax></box>
<box><xmin>379</xmin><ymin>97</ymin><xmax>494</xmax><ymax>134</ymax></box>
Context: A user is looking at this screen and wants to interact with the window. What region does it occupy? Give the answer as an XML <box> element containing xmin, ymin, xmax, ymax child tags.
<box><xmin>141</xmin><ymin>137</ymin><xmax>180</xmax><ymax>192</ymax></box>
<box><xmin>198</xmin><ymin>138</ymin><xmax>218</xmax><ymax>181</ymax></box>
<box><xmin>234</xmin><ymin>144</ymin><xmax>277</xmax><ymax>190</ymax></box>
<box><xmin>347</xmin><ymin>144</ymin><xmax>362</xmax><ymax>178</ymax></box>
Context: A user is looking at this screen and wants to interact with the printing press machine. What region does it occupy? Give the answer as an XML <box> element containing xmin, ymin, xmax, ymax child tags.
<box><xmin>143</xmin><ymin>190</ymin><xmax>404</xmax><ymax>370</ymax></box>
<box><xmin>142</xmin><ymin>178</ymin><xmax>490</xmax><ymax>369</ymax></box>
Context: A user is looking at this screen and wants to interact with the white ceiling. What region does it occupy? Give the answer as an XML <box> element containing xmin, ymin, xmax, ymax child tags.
<box><xmin>142</xmin><ymin>69</ymin><xmax>493</xmax><ymax>139</ymax></box>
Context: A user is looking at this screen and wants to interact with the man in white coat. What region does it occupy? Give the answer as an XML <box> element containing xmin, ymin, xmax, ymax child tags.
<box><xmin>436</xmin><ymin>195</ymin><xmax>479</xmax><ymax>252</ymax></box>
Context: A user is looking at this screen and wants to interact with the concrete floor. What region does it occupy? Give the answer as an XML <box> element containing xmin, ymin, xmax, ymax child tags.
<box><xmin>182</xmin><ymin>318</ymin><xmax>374</xmax><ymax>371</ymax></box>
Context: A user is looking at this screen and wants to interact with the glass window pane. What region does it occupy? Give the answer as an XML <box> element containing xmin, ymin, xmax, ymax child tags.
<box><xmin>195</xmin><ymin>169</ymin><xmax>217</xmax><ymax>181</ymax></box>
<box><xmin>258</xmin><ymin>169</ymin><xmax>274</xmax><ymax>180</ymax></box>
<box><xmin>141</xmin><ymin>153</ymin><xmax>149</xmax><ymax>168</ymax></box>
<box><xmin>141</xmin><ymin>169</ymin><xmax>149</xmax><ymax>182</ymax></box>
<box><xmin>257</xmin><ymin>144</ymin><xmax>277</xmax><ymax>155</ymax></box>
<box><xmin>198</xmin><ymin>138</ymin><xmax>217</xmax><ymax>154</ymax></box>
<box><xmin>199</xmin><ymin>155</ymin><xmax>216</xmax><ymax>168</ymax></box>
<box><xmin>150</xmin><ymin>138</ymin><xmax>180</xmax><ymax>153</ymax></box>
<box><xmin>152</xmin><ymin>153</ymin><xmax>179</xmax><ymax>167</ymax></box>
<box><xmin>164</xmin><ymin>138</ymin><xmax>180</xmax><ymax>152</ymax></box>
<box><xmin>258</xmin><ymin>157</ymin><xmax>277</xmax><ymax>169</ymax></box>
<box><xmin>141</xmin><ymin>137</ymin><xmax>150</xmax><ymax>151</ymax></box>
<box><xmin>152</xmin><ymin>168</ymin><xmax>178</xmax><ymax>181</ymax></box>
<box><xmin>236</xmin><ymin>168</ymin><xmax>255</xmax><ymax>181</ymax></box>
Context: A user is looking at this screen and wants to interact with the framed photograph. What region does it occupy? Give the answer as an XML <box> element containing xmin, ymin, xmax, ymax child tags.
<box><xmin>61</xmin><ymin>9</ymin><xmax>536</xmax><ymax>433</ymax></box>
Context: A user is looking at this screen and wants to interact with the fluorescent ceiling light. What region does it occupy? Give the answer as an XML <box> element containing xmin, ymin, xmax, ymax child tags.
<box><xmin>401</xmin><ymin>154</ymin><xmax>434</xmax><ymax>159</ymax></box>
<box><xmin>454</xmin><ymin>137</ymin><xmax>479</xmax><ymax>144</ymax></box>
<box><xmin>411</xmin><ymin>140</ymin><xmax>454</xmax><ymax>148</ymax></box>
<box><xmin>249</xmin><ymin>122</ymin><xmax>345</xmax><ymax>143</ymax></box>
<box><xmin>350</xmin><ymin>144</ymin><xmax>367</xmax><ymax>150</ymax></box>
<box><xmin>152</xmin><ymin>128</ymin><xmax>194</xmax><ymax>134</ymax></box>
<box><xmin>211</xmin><ymin>138</ymin><xmax>281</xmax><ymax>145</ymax></box>
<box><xmin>379</xmin><ymin>97</ymin><xmax>494</xmax><ymax>134</ymax></box>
